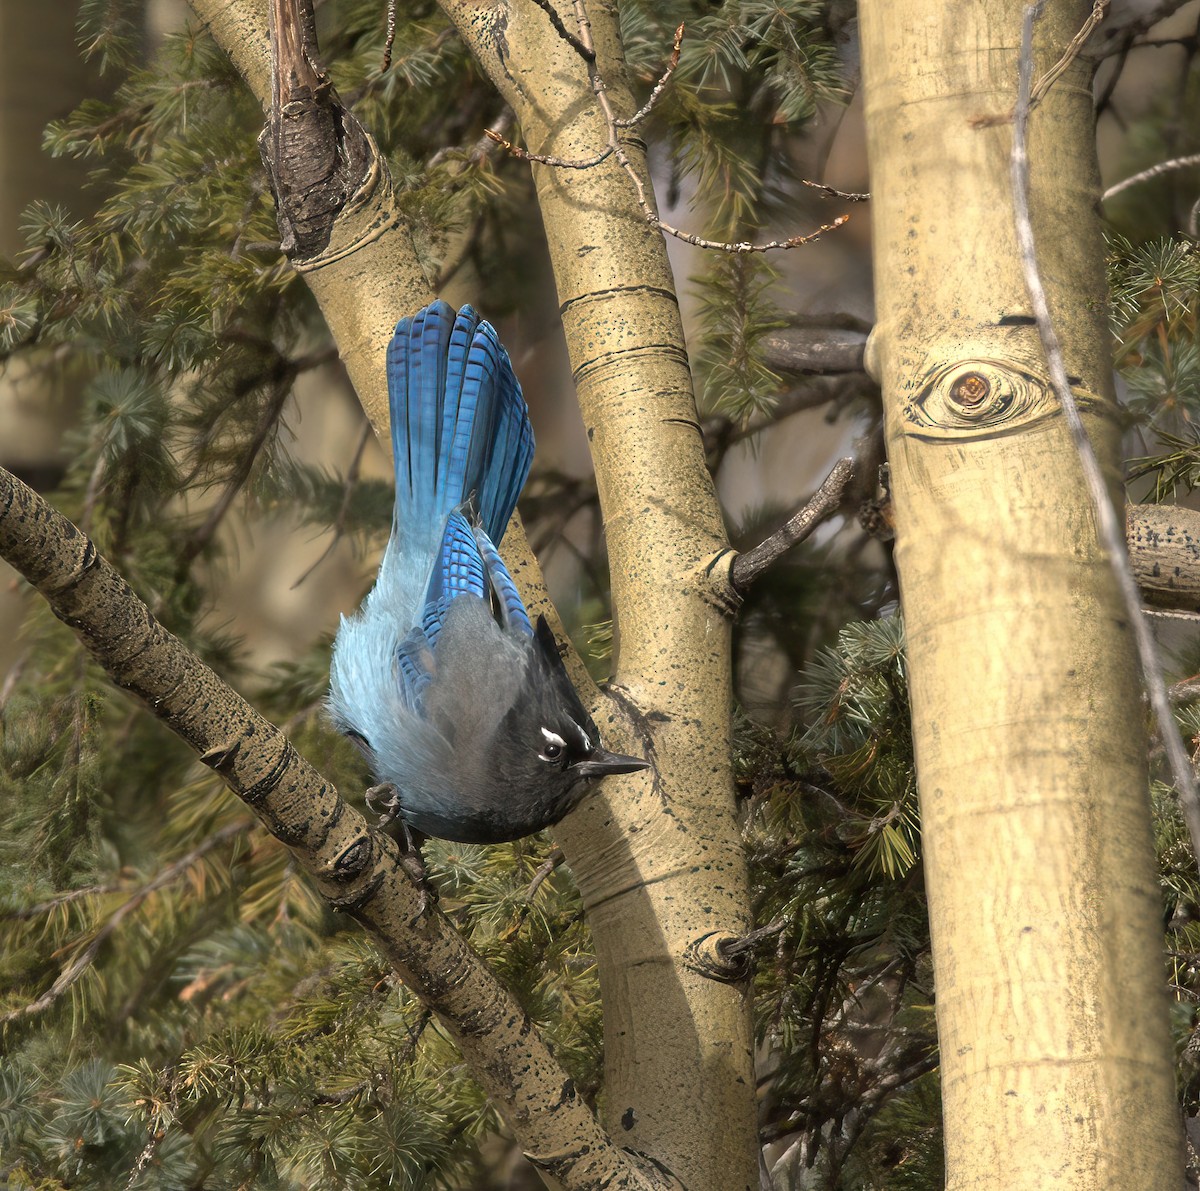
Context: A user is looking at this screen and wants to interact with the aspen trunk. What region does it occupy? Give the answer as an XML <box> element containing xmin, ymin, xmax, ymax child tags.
<box><xmin>194</xmin><ymin>1</ymin><xmax>759</xmax><ymax>1186</ymax></box>
<box><xmin>859</xmin><ymin>1</ymin><xmax>1180</xmax><ymax>1186</ymax></box>
<box><xmin>440</xmin><ymin>4</ymin><xmax>759</xmax><ymax>1188</ymax></box>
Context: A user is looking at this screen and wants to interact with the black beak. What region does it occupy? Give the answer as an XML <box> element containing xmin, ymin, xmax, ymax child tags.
<box><xmin>572</xmin><ymin>748</ymin><xmax>652</xmax><ymax>779</ymax></box>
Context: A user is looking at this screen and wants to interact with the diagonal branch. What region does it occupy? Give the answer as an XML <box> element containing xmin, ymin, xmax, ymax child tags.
<box><xmin>731</xmin><ymin>458</ymin><xmax>855</xmax><ymax>590</ymax></box>
<box><xmin>0</xmin><ymin>465</ymin><xmax>668</xmax><ymax>1191</ymax></box>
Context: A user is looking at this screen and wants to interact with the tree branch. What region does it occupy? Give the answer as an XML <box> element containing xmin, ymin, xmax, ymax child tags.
<box><xmin>759</xmin><ymin>324</ymin><xmax>869</xmax><ymax>375</ymax></box>
<box><xmin>259</xmin><ymin>0</ymin><xmax>372</xmax><ymax>259</ymax></box>
<box><xmin>1128</xmin><ymin>503</ymin><xmax>1200</xmax><ymax>611</ymax></box>
<box><xmin>1103</xmin><ymin>151</ymin><xmax>1200</xmax><ymax>200</ymax></box>
<box><xmin>731</xmin><ymin>458</ymin><xmax>855</xmax><ymax>591</ymax></box>
<box><xmin>440</xmin><ymin>1</ymin><xmax>760</xmax><ymax>1184</ymax></box>
<box><xmin>0</xmin><ymin>466</ymin><xmax>667</xmax><ymax>1191</ymax></box>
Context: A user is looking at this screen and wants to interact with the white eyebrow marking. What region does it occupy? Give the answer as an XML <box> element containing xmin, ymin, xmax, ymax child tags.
<box><xmin>539</xmin><ymin>727</ymin><xmax>567</xmax><ymax>762</ymax></box>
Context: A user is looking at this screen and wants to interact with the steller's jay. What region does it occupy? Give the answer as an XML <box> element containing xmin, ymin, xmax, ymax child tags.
<box><xmin>328</xmin><ymin>300</ymin><xmax>649</xmax><ymax>844</ymax></box>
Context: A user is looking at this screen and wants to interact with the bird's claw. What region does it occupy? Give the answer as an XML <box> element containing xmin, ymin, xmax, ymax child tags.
<box><xmin>365</xmin><ymin>782</ymin><xmax>403</xmax><ymax>826</ymax></box>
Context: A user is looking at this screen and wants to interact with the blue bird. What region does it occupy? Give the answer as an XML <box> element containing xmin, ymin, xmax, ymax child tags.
<box><xmin>328</xmin><ymin>301</ymin><xmax>649</xmax><ymax>844</ymax></box>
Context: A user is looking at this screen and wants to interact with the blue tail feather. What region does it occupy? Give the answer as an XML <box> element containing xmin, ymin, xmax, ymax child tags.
<box><xmin>387</xmin><ymin>301</ymin><xmax>533</xmax><ymax>541</ymax></box>
<box><xmin>388</xmin><ymin>302</ymin><xmax>451</xmax><ymax>512</ymax></box>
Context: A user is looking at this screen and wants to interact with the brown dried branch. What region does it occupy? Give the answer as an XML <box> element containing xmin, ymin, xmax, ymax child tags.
<box><xmin>730</xmin><ymin>457</ymin><xmax>855</xmax><ymax>590</ymax></box>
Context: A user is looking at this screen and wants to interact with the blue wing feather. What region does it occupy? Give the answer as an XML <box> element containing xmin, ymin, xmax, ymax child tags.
<box><xmin>474</xmin><ymin>527</ymin><xmax>533</xmax><ymax>636</ymax></box>
<box><xmin>423</xmin><ymin>511</ymin><xmax>488</xmax><ymax>645</ymax></box>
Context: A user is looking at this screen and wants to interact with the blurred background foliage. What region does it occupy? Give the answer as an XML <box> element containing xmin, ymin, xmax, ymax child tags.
<box><xmin>0</xmin><ymin>1</ymin><xmax>1198</xmax><ymax>1188</ymax></box>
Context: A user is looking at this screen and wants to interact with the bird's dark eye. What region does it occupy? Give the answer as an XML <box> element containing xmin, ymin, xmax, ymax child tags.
<box><xmin>538</xmin><ymin>727</ymin><xmax>567</xmax><ymax>764</ymax></box>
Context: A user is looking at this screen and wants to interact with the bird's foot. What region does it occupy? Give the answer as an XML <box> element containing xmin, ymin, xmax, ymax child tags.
<box><xmin>365</xmin><ymin>782</ymin><xmax>403</xmax><ymax>826</ymax></box>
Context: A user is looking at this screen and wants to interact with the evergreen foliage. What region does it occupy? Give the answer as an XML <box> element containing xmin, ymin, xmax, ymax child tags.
<box><xmin>0</xmin><ymin>2</ymin><xmax>1197</xmax><ymax>1189</ymax></box>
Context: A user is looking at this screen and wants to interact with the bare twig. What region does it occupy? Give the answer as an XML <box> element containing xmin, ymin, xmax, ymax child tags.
<box><xmin>483</xmin><ymin>128</ymin><xmax>613</xmax><ymax>170</ymax></box>
<box><xmin>1</xmin><ymin>821</ymin><xmax>249</xmax><ymax>1024</ymax></box>
<box><xmin>487</xmin><ymin>5</ymin><xmax>850</xmax><ymax>255</ymax></box>
<box><xmin>802</xmin><ymin>180</ymin><xmax>870</xmax><ymax>203</ymax></box>
<box><xmin>1103</xmin><ymin>152</ymin><xmax>1200</xmax><ymax>200</ymax></box>
<box><xmin>527</xmin><ymin>847</ymin><xmax>566</xmax><ymax>900</ymax></box>
<box><xmin>731</xmin><ymin>457</ymin><xmax>854</xmax><ymax>590</ymax></box>
<box><xmin>1012</xmin><ymin>2</ymin><xmax>1200</xmax><ymax>868</ymax></box>
<box><xmin>614</xmin><ymin>22</ymin><xmax>684</xmax><ymax>128</ymax></box>
<box><xmin>381</xmin><ymin>0</ymin><xmax>397</xmax><ymax>72</ymax></box>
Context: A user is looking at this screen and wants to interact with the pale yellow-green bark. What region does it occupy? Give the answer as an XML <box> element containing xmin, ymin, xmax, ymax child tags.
<box><xmin>859</xmin><ymin>1</ymin><xmax>1179</xmax><ymax>1186</ymax></box>
<box><xmin>440</xmin><ymin>4</ymin><xmax>758</xmax><ymax>1188</ymax></box>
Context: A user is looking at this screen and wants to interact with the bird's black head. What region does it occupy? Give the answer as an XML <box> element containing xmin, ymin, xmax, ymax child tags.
<box><xmin>488</xmin><ymin>617</ymin><xmax>650</xmax><ymax>828</ymax></box>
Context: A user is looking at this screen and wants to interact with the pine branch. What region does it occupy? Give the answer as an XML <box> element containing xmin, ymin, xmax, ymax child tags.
<box><xmin>291</xmin><ymin>417</ymin><xmax>372</xmax><ymax>588</ymax></box>
<box><xmin>1</xmin><ymin>821</ymin><xmax>249</xmax><ymax>1024</ymax></box>
<box><xmin>0</xmin><ymin>466</ymin><xmax>670</xmax><ymax>1191</ymax></box>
